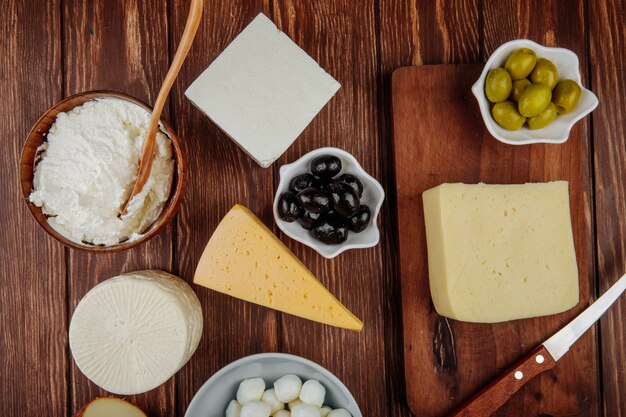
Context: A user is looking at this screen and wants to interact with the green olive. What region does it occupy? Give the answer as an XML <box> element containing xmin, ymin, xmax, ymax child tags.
<box><xmin>510</xmin><ymin>78</ymin><xmax>531</xmax><ymax>102</ymax></box>
<box><xmin>485</xmin><ymin>68</ymin><xmax>513</xmax><ymax>103</ymax></box>
<box><xmin>518</xmin><ymin>83</ymin><xmax>552</xmax><ymax>117</ymax></box>
<box><xmin>492</xmin><ymin>101</ymin><xmax>526</xmax><ymax>131</ymax></box>
<box><xmin>530</xmin><ymin>58</ymin><xmax>559</xmax><ymax>89</ymax></box>
<box><xmin>552</xmin><ymin>79</ymin><xmax>582</xmax><ymax>114</ymax></box>
<box><xmin>527</xmin><ymin>102</ymin><xmax>557</xmax><ymax>129</ymax></box>
<box><xmin>504</xmin><ymin>48</ymin><xmax>537</xmax><ymax>80</ymax></box>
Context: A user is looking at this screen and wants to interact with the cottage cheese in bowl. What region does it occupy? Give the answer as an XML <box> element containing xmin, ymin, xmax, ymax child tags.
<box><xmin>29</xmin><ymin>98</ymin><xmax>174</xmax><ymax>246</ymax></box>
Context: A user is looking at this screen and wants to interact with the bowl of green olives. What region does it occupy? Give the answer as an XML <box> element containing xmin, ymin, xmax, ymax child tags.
<box><xmin>274</xmin><ymin>147</ymin><xmax>385</xmax><ymax>259</ymax></box>
<box><xmin>472</xmin><ymin>39</ymin><xmax>598</xmax><ymax>145</ymax></box>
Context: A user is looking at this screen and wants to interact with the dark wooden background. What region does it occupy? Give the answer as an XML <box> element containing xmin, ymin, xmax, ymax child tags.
<box><xmin>1</xmin><ymin>0</ymin><xmax>624</xmax><ymax>416</ymax></box>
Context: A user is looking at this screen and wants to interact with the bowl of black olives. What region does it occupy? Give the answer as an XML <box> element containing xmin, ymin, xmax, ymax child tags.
<box><xmin>472</xmin><ymin>39</ymin><xmax>598</xmax><ymax>145</ymax></box>
<box><xmin>274</xmin><ymin>147</ymin><xmax>385</xmax><ymax>258</ymax></box>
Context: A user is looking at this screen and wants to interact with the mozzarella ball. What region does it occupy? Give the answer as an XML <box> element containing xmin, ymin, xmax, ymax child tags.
<box><xmin>237</xmin><ymin>378</ymin><xmax>266</xmax><ymax>405</ymax></box>
<box><xmin>288</xmin><ymin>400</ymin><xmax>303</xmax><ymax>410</ymax></box>
<box><xmin>327</xmin><ymin>409</ymin><xmax>351</xmax><ymax>417</ymax></box>
<box><xmin>291</xmin><ymin>404</ymin><xmax>322</xmax><ymax>417</ymax></box>
<box><xmin>261</xmin><ymin>388</ymin><xmax>284</xmax><ymax>413</ymax></box>
<box><xmin>274</xmin><ymin>374</ymin><xmax>303</xmax><ymax>402</ymax></box>
<box><xmin>299</xmin><ymin>380</ymin><xmax>326</xmax><ymax>407</ymax></box>
<box><xmin>226</xmin><ymin>400</ymin><xmax>242</xmax><ymax>417</ymax></box>
<box><xmin>240</xmin><ymin>400</ymin><xmax>271</xmax><ymax>417</ymax></box>
<box><xmin>319</xmin><ymin>407</ymin><xmax>332</xmax><ymax>417</ymax></box>
<box><xmin>273</xmin><ymin>411</ymin><xmax>291</xmax><ymax>417</ymax></box>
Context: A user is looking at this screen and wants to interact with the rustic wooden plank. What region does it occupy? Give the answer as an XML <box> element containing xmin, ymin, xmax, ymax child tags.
<box><xmin>168</xmin><ymin>2</ymin><xmax>278</xmax><ymax>415</ymax></box>
<box><xmin>268</xmin><ymin>1</ymin><xmax>388</xmax><ymax>415</ymax></box>
<box><xmin>392</xmin><ymin>63</ymin><xmax>595</xmax><ymax>416</ymax></box>
<box><xmin>378</xmin><ymin>1</ymin><xmax>480</xmax><ymax>416</ymax></box>
<box><xmin>6</xmin><ymin>1</ymin><xmax>626</xmax><ymax>416</ymax></box>
<box><xmin>480</xmin><ymin>2</ymin><xmax>598</xmax><ymax>416</ymax></box>
<box><xmin>61</xmin><ymin>0</ymin><xmax>176</xmax><ymax>415</ymax></box>
<box><xmin>0</xmin><ymin>1</ymin><xmax>67</xmax><ymax>416</ymax></box>
<box><xmin>589</xmin><ymin>0</ymin><xmax>626</xmax><ymax>416</ymax></box>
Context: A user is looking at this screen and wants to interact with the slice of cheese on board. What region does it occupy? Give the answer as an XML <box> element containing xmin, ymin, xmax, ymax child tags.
<box><xmin>69</xmin><ymin>270</ymin><xmax>203</xmax><ymax>395</ymax></box>
<box><xmin>194</xmin><ymin>204</ymin><xmax>363</xmax><ymax>331</ymax></box>
<box><xmin>422</xmin><ymin>182</ymin><xmax>579</xmax><ymax>323</ymax></box>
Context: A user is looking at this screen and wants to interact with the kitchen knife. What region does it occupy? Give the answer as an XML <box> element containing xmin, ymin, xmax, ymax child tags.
<box><xmin>449</xmin><ymin>272</ymin><xmax>626</xmax><ymax>417</ymax></box>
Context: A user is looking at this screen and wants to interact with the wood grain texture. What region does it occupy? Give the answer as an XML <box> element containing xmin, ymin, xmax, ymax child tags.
<box><xmin>61</xmin><ymin>1</ymin><xmax>175</xmax><ymax>415</ymax></box>
<box><xmin>392</xmin><ymin>64</ymin><xmax>595</xmax><ymax>416</ymax></box>
<box><xmin>449</xmin><ymin>345</ymin><xmax>557</xmax><ymax>417</ymax></box>
<box><xmin>378</xmin><ymin>2</ymin><xmax>480</xmax><ymax>417</ymax></box>
<box><xmin>169</xmin><ymin>2</ymin><xmax>278</xmax><ymax>415</ymax></box>
<box><xmin>589</xmin><ymin>0</ymin><xmax>626</xmax><ymax>416</ymax></box>
<box><xmin>0</xmin><ymin>1</ymin><xmax>67</xmax><ymax>416</ymax></box>
<box><xmin>271</xmin><ymin>1</ymin><xmax>388</xmax><ymax>415</ymax></box>
<box><xmin>481</xmin><ymin>2</ymin><xmax>598</xmax><ymax>416</ymax></box>
<box><xmin>3</xmin><ymin>0</ymin><xmax>626</xmax><ymax>416</ymax></box>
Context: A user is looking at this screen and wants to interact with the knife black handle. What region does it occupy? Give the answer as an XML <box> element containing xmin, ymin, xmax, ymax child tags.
<box><xmin>448</xmin><ymin>345</ymin><xmax>557</xmax><ymax>417</ymax></box>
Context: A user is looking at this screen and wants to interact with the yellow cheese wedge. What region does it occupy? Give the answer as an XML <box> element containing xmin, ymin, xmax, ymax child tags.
<box><xmin>422</xmin><ymin>182</ymin><xmax>579</xmax><ymax>323</ymax></box>
<box><xmin>194</xmin><ymin>204</ymin><xmax>363</xmax><ymax>331</ymax></box>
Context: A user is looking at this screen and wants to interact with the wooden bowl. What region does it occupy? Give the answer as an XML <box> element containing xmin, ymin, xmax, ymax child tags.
<box><xmin>20</xmin><ymin>91</ymin><xmax>187</xmax><ymax>253</ymax></box>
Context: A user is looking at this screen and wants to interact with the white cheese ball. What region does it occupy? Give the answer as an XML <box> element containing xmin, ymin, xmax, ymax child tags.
<box><xmin>240</xmin><ymin>400</ymin><xmax>271</xmax><ymax>417</ymax></box>
<box><xmin>291</xmin><ymin>404</ymin><xmax>321</xmax><ymax>417</ymax></box>
<box><xmin>299</xmin><ymin>380</ymin><xmax>326</xmax><ymax>407</ymax></box>
<box><xmin>273</xmin><ymin>411</ymin><xmax>291</xmax><ymax>417</ymax></box>
<box><xmin>319</xmin><ymin>407</ymin><xmax>332</xmax><ymax>417</ymax></box>
<box><xmin>226</xmin><ymin>400</ymin><xmax>242</xmax><ymax>417</ymax></box>
<box><xmin>274</xmin><ymin>374</ymin><xmax>303</xmax><ymax>403</ymax></box>
<box><xmin>288</xmin><ymin>400</ymin><xmax>303</xmax><ymax>410</ymax></box>
<box><xmin>237</xmin><ymin>378</ymin><xmax>266</xmax><ymax>404</ymax></box>
<box><xmin>327</xmin><ymin>409</ymin><xmax>351</xmax><ymax>417</ymax></box>
<box><xmin>261</xmin><ymin>388</ymin><xmax>284</xmax><ymax>413</ymax></box>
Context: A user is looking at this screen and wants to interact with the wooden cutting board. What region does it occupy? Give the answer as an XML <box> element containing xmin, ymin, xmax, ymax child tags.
<box><xmin>391</xmin><ymin>65</ymin><xmax>597</xmax><ymax>417</ymax></box>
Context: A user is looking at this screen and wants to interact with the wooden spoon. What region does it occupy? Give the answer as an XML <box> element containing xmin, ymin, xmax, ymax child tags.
<box><xmin>120</xmin><ymin>0</ymin><xmax>203</xmax><ymax>216</ymax></box>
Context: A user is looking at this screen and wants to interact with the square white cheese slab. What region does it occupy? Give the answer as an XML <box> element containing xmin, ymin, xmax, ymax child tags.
<box><xmin>185</xmin><ymin>13</ymin><xmax>341</xmax><ymax>168</ymax></box>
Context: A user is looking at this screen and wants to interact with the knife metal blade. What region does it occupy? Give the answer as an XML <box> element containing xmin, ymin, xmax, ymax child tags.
<box><xmin>449</xmin><ymin>272</ymin><xmax>626</xmax><ymax>417</ymax></box>
<box><xmin>543</xmin><ymin>272</ymin><xmax>626</xmax><ymax>361</ymax></box>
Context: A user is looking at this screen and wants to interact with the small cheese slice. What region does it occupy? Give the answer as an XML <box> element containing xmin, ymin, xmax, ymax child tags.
<box><xmin>75</xmin><ymin>397</ymin><xmax>146</xmax><ymax>417</ymax></box>
<box><xmin>422</xmin><ymin>182</ymin><xmax>579</xmax><ymax>323</ymax></box>
<box><xmin>194</xmin><ymin>204</ymin><xmax>363</xmax><ymax>331</ymax></box>
<box><xmin>69</xmin><ymin>270</ymin><xmax>203</xmax><ymax>395</ymax></box>
<box><xmin>185</xmin><ymin>13</ymin><xmax>340</xmax><ymax>168</ymax></box>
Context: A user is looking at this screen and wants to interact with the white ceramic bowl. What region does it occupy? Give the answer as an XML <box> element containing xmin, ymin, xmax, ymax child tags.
<box><xmin>274</xmin><ymin>147</ymin><xmax>385</xmax><ymax>259</ymax></box>
<box><xmin>184</xmin><ymin>353</ymin><xmax>362</xmax><ymax>417</ymax></box>
<box><xmin>472</xmin><ymin>39</ymin><xmax>598</xmax><ymax>145</ymax></box>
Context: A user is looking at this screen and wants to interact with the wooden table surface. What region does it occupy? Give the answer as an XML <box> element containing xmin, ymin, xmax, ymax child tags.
<box><xmin>1</xmin><ymin>1</ymin><xmax>625</xmax><ymax>416</ymax></box>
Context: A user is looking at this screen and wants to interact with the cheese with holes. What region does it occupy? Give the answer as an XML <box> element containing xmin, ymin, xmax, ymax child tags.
<box><xmin>422</xmin><ymin>182</ymin><xmax>579</xmax><ymax>323</ymax></box>
<box><xmin>185</xmin><ymin>13</ymin><xmax>340</xmax><ymax>168</ymax></box>
<box><xmin>194</xmin><ymin>204</ymin><xmax>363</xmax><ymax>331</ymax></box>
<box><xmin>69</xmin><ymin>270</ymin><xmax>203</xmax><ymax>395</ymax></box>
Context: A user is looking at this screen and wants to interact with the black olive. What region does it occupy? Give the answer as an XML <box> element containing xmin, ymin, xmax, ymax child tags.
<box><xmin>296</xmin><ymin>188</ymin><xmax>332</xmax><ymax>213</ymax></box>
<box><xmin>315</xmin><ymin>178</ymin><xmax>332</xmax><ymax>194</ymax></box>
<box><xmin>297</xmin><ymin>210</ymin><xmax>322</xmax><ymax>230</ymax></box>
<box><xmin>312</xmin><ymin>217</ymin><xmax>349</xmax><ymax>244</ymax></box>
<box><xmin>337</xmin><ymin>173</ymin><xmax>364</xmax><ymax>198</ymax></box>
<box><xmin>347</xmin><ymin>205</ymin><xmax>371</xmax><ymax>232</ymax></box>
<box><xmin>277</xmin><ymin>191</ymin><xmax>303</xmax><ymax>222</ymax></box>
<box><xmin>289</xmin><ymin>173</ymin><xmax>318</xmax><ymax>193</ymax></box>
<box><xmin>329</xmin><ymin>182</ymin><xmax>360</xmax><ymax>218</ymax></box>
<box><xmin>310</xmin><ymin>155</ymin><xmax>342</xmax><ymax>179</ymax></box>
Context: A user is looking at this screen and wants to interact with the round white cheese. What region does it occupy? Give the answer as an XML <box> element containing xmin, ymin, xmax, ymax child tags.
<box><xmin>69</xmin><ymin>270</ymin><xmax>203</xmax><ymax>395</ymax></box>
<box><xmin>299</xmin><ymin>379</ymin><xmax>325</xmax><ymax>407</ymax></box>
<box><xmin>274</xmin><ymin>374</ymin><xmax>303</xmax><ymax>403</ymax></box>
